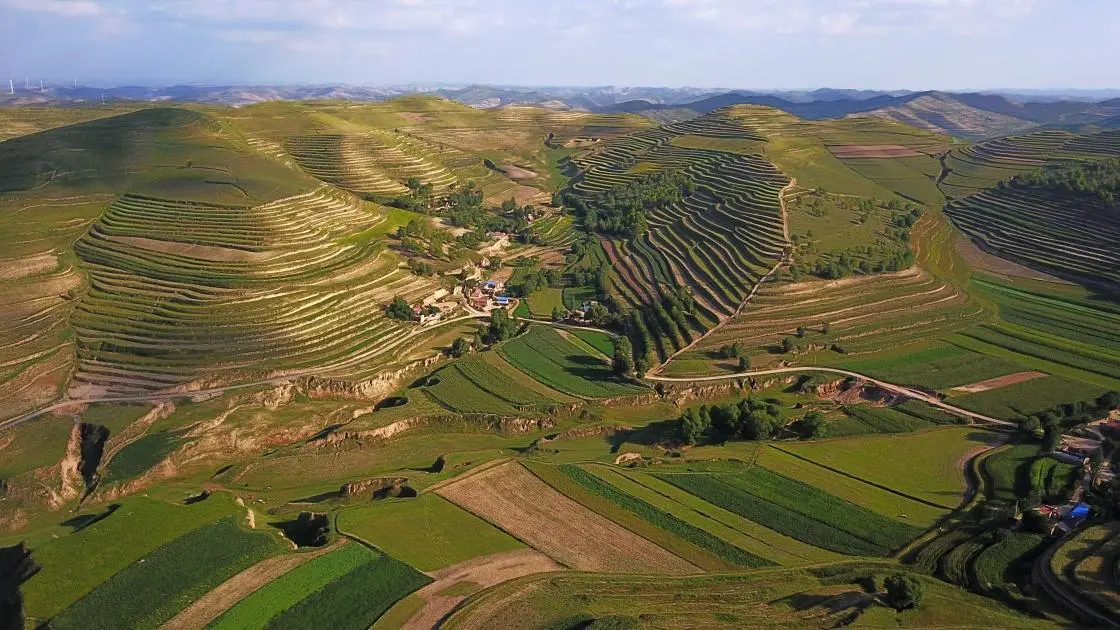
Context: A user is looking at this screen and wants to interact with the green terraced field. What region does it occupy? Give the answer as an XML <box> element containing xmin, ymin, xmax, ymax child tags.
<box><xmin>498</xmin><ymin>326</ymin><xmax>646</xmax><ymax>397</ymax></box>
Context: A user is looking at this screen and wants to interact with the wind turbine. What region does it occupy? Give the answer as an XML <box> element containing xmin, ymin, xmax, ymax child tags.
<box><xmin>8</xmin><ymin>80</ymin><xmax>13</xmax><ymax>95</ymax></box>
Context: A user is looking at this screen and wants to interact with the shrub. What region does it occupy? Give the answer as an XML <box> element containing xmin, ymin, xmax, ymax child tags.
<box><xmin>884</xmin><ymin>573</ymin><xmax>922</xmax><ymax>611</ymax></box>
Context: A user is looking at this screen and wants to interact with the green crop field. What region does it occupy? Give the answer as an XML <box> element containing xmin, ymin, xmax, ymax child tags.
<box><xmin>775</xmin><ymin>427</ymin><xmax>997</xmax><ymax>508</ymax></box>
<box><xmin>51</xmin><ymin>517</ymin><xmax>281</xmax><ymax>629</ymax></box>
<box><xmin>498</xmin><ymin>326</ymin><xmax>646</xmax><ymax>397</ymax></box>
<box><xmin>443</xmin><ymin>564</ymin><xmax>1052</xmax><ymax>629</ymax></box>
<box><xmin>525</xmin><ymin>288</ymin><xmax>565</xmax><ymax>317</ymax></box>
<box><xmin>263</xmin><ymin>551</ymin><xmax>431</xmax><ymax>630</ymax></box>
<box><xmin>656</xmin><ymin>467</ymin><xmax>921</xmax><ymax>556</ymax></box>
<box><xmin>22</xmin><ymin>494</ymin><xmax>245</xmax><ymax>621</ymax></box>
<box><xmin>335</xmin><ymin>494</ymin><xmax>524</xmax><ymax>571</ymax></box>
<box><xmin>210</xmin><ymin>543</ymin><xmax>375</xmax><ymax>630</ymax></box>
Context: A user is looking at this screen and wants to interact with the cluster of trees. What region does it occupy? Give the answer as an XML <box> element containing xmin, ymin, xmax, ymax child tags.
<box><xmin>622</xmin><ymin>288</ymin><xmax>698</xmax><ymax>371</ymax></box>
<box><xmin>484</xmin><ymin>309</ymin><xmax>519</xmax><ymax>345</ymax></box>
<box><xmin>807</xmin><ymin>248</ymin><xmax>914</xmax><ymax>280</ymax></box>
<box><xmin>385</xmin><ymin>296</ymin><xmax>415</xmax><ymax>321</ymax></box>
<box><xmin>1013</xmin><ymin>158</ymin><xmax>1120</xmax><ymax>209</ymax></box>
<box><xmin>562</xmin><ymin>170</ymin><xmax>695</xmax><ymax>237</ymax></box>
<box><xmin>390</xmin><ymin>176</ymin><xmax>435</xmax><ymax>212</ymax></box>
<box><xmin>1019</xmin><ymin>390</ymin><xmax>1120</xmax><ymax>451</ymax></box>
<box><xmin>505</xmin><ymin>265</ymin><xmax>563</xmax><ymax>298</ymax></box>
<box><xmin>678</xmin><ymin>398</ymin><xmax>785</xmax><ymax>445</ymax></box>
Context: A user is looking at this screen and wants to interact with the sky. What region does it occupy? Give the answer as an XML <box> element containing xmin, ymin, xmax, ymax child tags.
<box><xmin>2</xmin><ymin>0</ymin><xmax>1118</xmax><ymax>90</ymax></box>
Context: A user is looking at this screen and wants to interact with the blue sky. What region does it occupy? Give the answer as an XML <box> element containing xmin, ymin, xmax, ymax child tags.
<box><xmin>2</xmin><ymin>0</ymin><xmax>1117</xmax><ymax>89</ymax></box>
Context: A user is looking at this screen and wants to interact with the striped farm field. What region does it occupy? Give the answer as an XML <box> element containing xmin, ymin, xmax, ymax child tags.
<box><xmin>423</xmin><ymin>353</ymin><xmax>574</xmax><ymax>414</ymax></box>
<box><xmin>50</xmin><ymin>517</ymin><xmax>283</xmax><ymax>629</ymax></box>
<box><xmin>210</xmin><ymin>542</ymin><xmax>430</xmax><ymax>630</ymax></box>
<box><xmin>754</xmin><ymin>445</ymin><xmax>947</xmax><ymax>527</ymax></box>
<box><xmin>436</xmin><ymin>461</ymin><xmax>696</xmax><ymax>573</ymax></box>
<box><xmin>655</xmin><ymin>466</ymin><xmax>922</xmax><ymax>556</ymax></box>
<box><xmin>549</xmin><ymin>463</ymin><xmax>773</xmax><ymax>568</ymax></box>
<box><xmin>498</xmin><ymin>326</ymin><xmax>646</xmax><ymax>398</ymax></box>
<box><xmin>775</xmin><ymin>427</ymin><xmax>999</xmax><ymax>508</ymax></box>
<box><xmin>208</xmin><ymin>543</ymin><xmax>372</xmax><ymax>630</ymax></box>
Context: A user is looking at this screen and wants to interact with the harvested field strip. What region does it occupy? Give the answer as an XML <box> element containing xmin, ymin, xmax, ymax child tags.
<box><xmin>263</xmin><ymin>551</ymin><xmax>432</xmax><ymax>630</ymax></box>
<box><xmin>554</xmin><ymin>464</ymin><xmax>773</xmax><ymax>568</ymax></box>
<box><xmin>523</xmin><ymin>462</ymin><xmax>738</xmax><ymax>572</ymax></box>
<box><xmin>754</xmin><ymin>445</ymin><xmax>946</xmax><ymax>527</ymax></box>
<box><xmin>436</xmin><ymin>461</ymin><xmax>696</xmax><ymax>573</ymax></box>
<box><xmin>950</xmin><ymin>371</ymin><xmax>1047</xmax><ymax>393</ymax></box>
<box><xmin>51</xmin><ymin>517</ymin><xmax>282</xmax><ymax>630</ymax></box>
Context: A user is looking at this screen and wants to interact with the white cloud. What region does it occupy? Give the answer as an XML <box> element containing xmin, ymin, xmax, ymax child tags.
<box><xmin>8</xmin><ymin>0</ymin><xmax>103</xmax><ymax>17</ymax></box>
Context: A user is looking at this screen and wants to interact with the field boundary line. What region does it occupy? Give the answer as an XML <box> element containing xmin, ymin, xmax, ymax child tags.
<box><xmin>420</xmin><ymin>457</ymin><xmax>512</xmax><ymax>495</ymax></box>
<box><xmin>767</xmin><ymin>444</ymin><xmax>959</xmax><ymax>511</ymax></box>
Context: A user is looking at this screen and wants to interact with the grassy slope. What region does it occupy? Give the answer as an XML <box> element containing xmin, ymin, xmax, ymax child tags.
<box><xmin>335</xmin><ymin>494</ymin><xmax>524</xmax><ymax>572</ymax></box>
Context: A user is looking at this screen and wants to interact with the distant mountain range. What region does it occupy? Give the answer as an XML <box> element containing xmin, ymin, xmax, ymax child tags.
<box><xmin>604</xmin><ymin>91</ymin><xmax>1120</xmax><ymax>139</ymax></box>
<box><xmin>3</xmin><ymin>83</ymin><xmax>1119</xmax><ymax>139</ymax></box>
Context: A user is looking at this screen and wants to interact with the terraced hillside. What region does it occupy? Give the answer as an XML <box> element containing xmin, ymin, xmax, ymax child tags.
<box><xmin>0</xmin><ymin>108</ymin><xmax>322</xmax><ymax>420</ymax></box>
<box><xmin>285</xmin><ymin>132</ymin><xmax>457</xmax><ymax>197</ymax></box>
<box><xmin>942</xmin><ymin>129</ymin><xmax>1120</xmax><ymax>291</ymax></box>
<box><xmin>71</xmin><ymin>185</ymin><xmax>438</xmax><ymax>396</ymax></box>
<box><xmin>565</xmin><ymin>112</ymin><xmax>791</xmax><ymax>360</ymax></box>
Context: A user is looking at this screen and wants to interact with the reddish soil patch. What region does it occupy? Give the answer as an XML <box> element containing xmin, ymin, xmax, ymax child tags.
<box><xmin>951</xmin><ymin>371</ymin><xmax>1047</xmax><ymax>394</ymax></box>
<box><xmin>829</xmin><ymin>144</ymin><xmax>923</xmax><ymax>158</ymax></box>
<box><xmin>399</xmin><ymin>112</ymin><xmax>427</xmax><ymax>123</ymax></box>
<box><xmin>402</xmin><ymin>549</ymin><xmax>562</xmax><ymax>630</ymax></box>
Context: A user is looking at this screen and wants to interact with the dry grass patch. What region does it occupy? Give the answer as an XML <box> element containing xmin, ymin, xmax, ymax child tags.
<box><xmin>950</xmin><ymin>371</ymin><xmax>1047</xmax><ymax>394</ymax></box>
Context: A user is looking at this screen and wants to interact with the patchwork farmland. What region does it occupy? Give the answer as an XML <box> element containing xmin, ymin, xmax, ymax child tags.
<box><xmin>1</xmin><ymin>91</ymin><xmax>1119</xmax><ymax>630</ymax></box>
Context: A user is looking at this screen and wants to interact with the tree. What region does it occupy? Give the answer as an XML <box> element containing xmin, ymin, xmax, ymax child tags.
<box><xmin>385</xmin><ymin>296</ymin><xmax>414</xmax><ymax>321</ymax></box>
<box><xmin>679</xmin><ymin>407</ymin><xmax>708</xmax><ymax>445</ymax></box>
<box><xmin>486</xmin><ymin>309</ymin><xmax>518</xmax><ymax>344</ymax></box>
<box><xmin>821</xmin><ymin>321</ymin><xmax>830</xmax><ymax>334</ymax></box>
<box><xmin>450</xmin><ymin>337</ymin><xmax>471</xmax><ymax>358</ymax></box>
<box><xmin>551</xmin><ymin>306</ymin><xmax>567</xmax><ymax>322</ymax></box>
<box><xmin>1021</xmin><ymin>415</ymin><xmax>1043</xmax><ymax>439</ymax></box>
<box><xmin>738</xmin><ymin>356</ymin><xmax>750</xmax><ymax>371</ymax></box>
<box><xmin>781</xmin><ymin>336</ymin><xmax>795</xmax><ymax>353</ymax></box>
<box><xmin>634</xmin><ymin>357</ymin><xmax>650</xmax><ymax>378</ymax></box>
<box><xmin>1042</xmin><ymin>425</ymin><xmax>1062</xmax><ymax>452</ymax></box>
<box><xmin>613</xmin><ymin>337</ymin><xmax>635</xmax><ymax>376</ymax></box>
<box><xmin>801</xmin><ymin>411</ymin><xmax>828</xmax><ymax>439</ymax></box>
<box><xmin>796</xmin><ymin>326</ymin><xmax>807</xmax><ymax>338</ymax></box>
<box><xmin>883</xmin><ymin>574</ymin><xmax>922</xmax><ymax>611</ymax></box>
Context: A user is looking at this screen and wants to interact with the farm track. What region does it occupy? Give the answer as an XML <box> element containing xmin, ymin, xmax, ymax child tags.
<box><xmin>646</xmin><ymin>366</ymin><xmax>1016</xmax><ymax>428</ymax></box>
<box><xmin>400</xmin><ymin>549</ymin><xmax>562</xmax><ymax>630</ymax></box>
